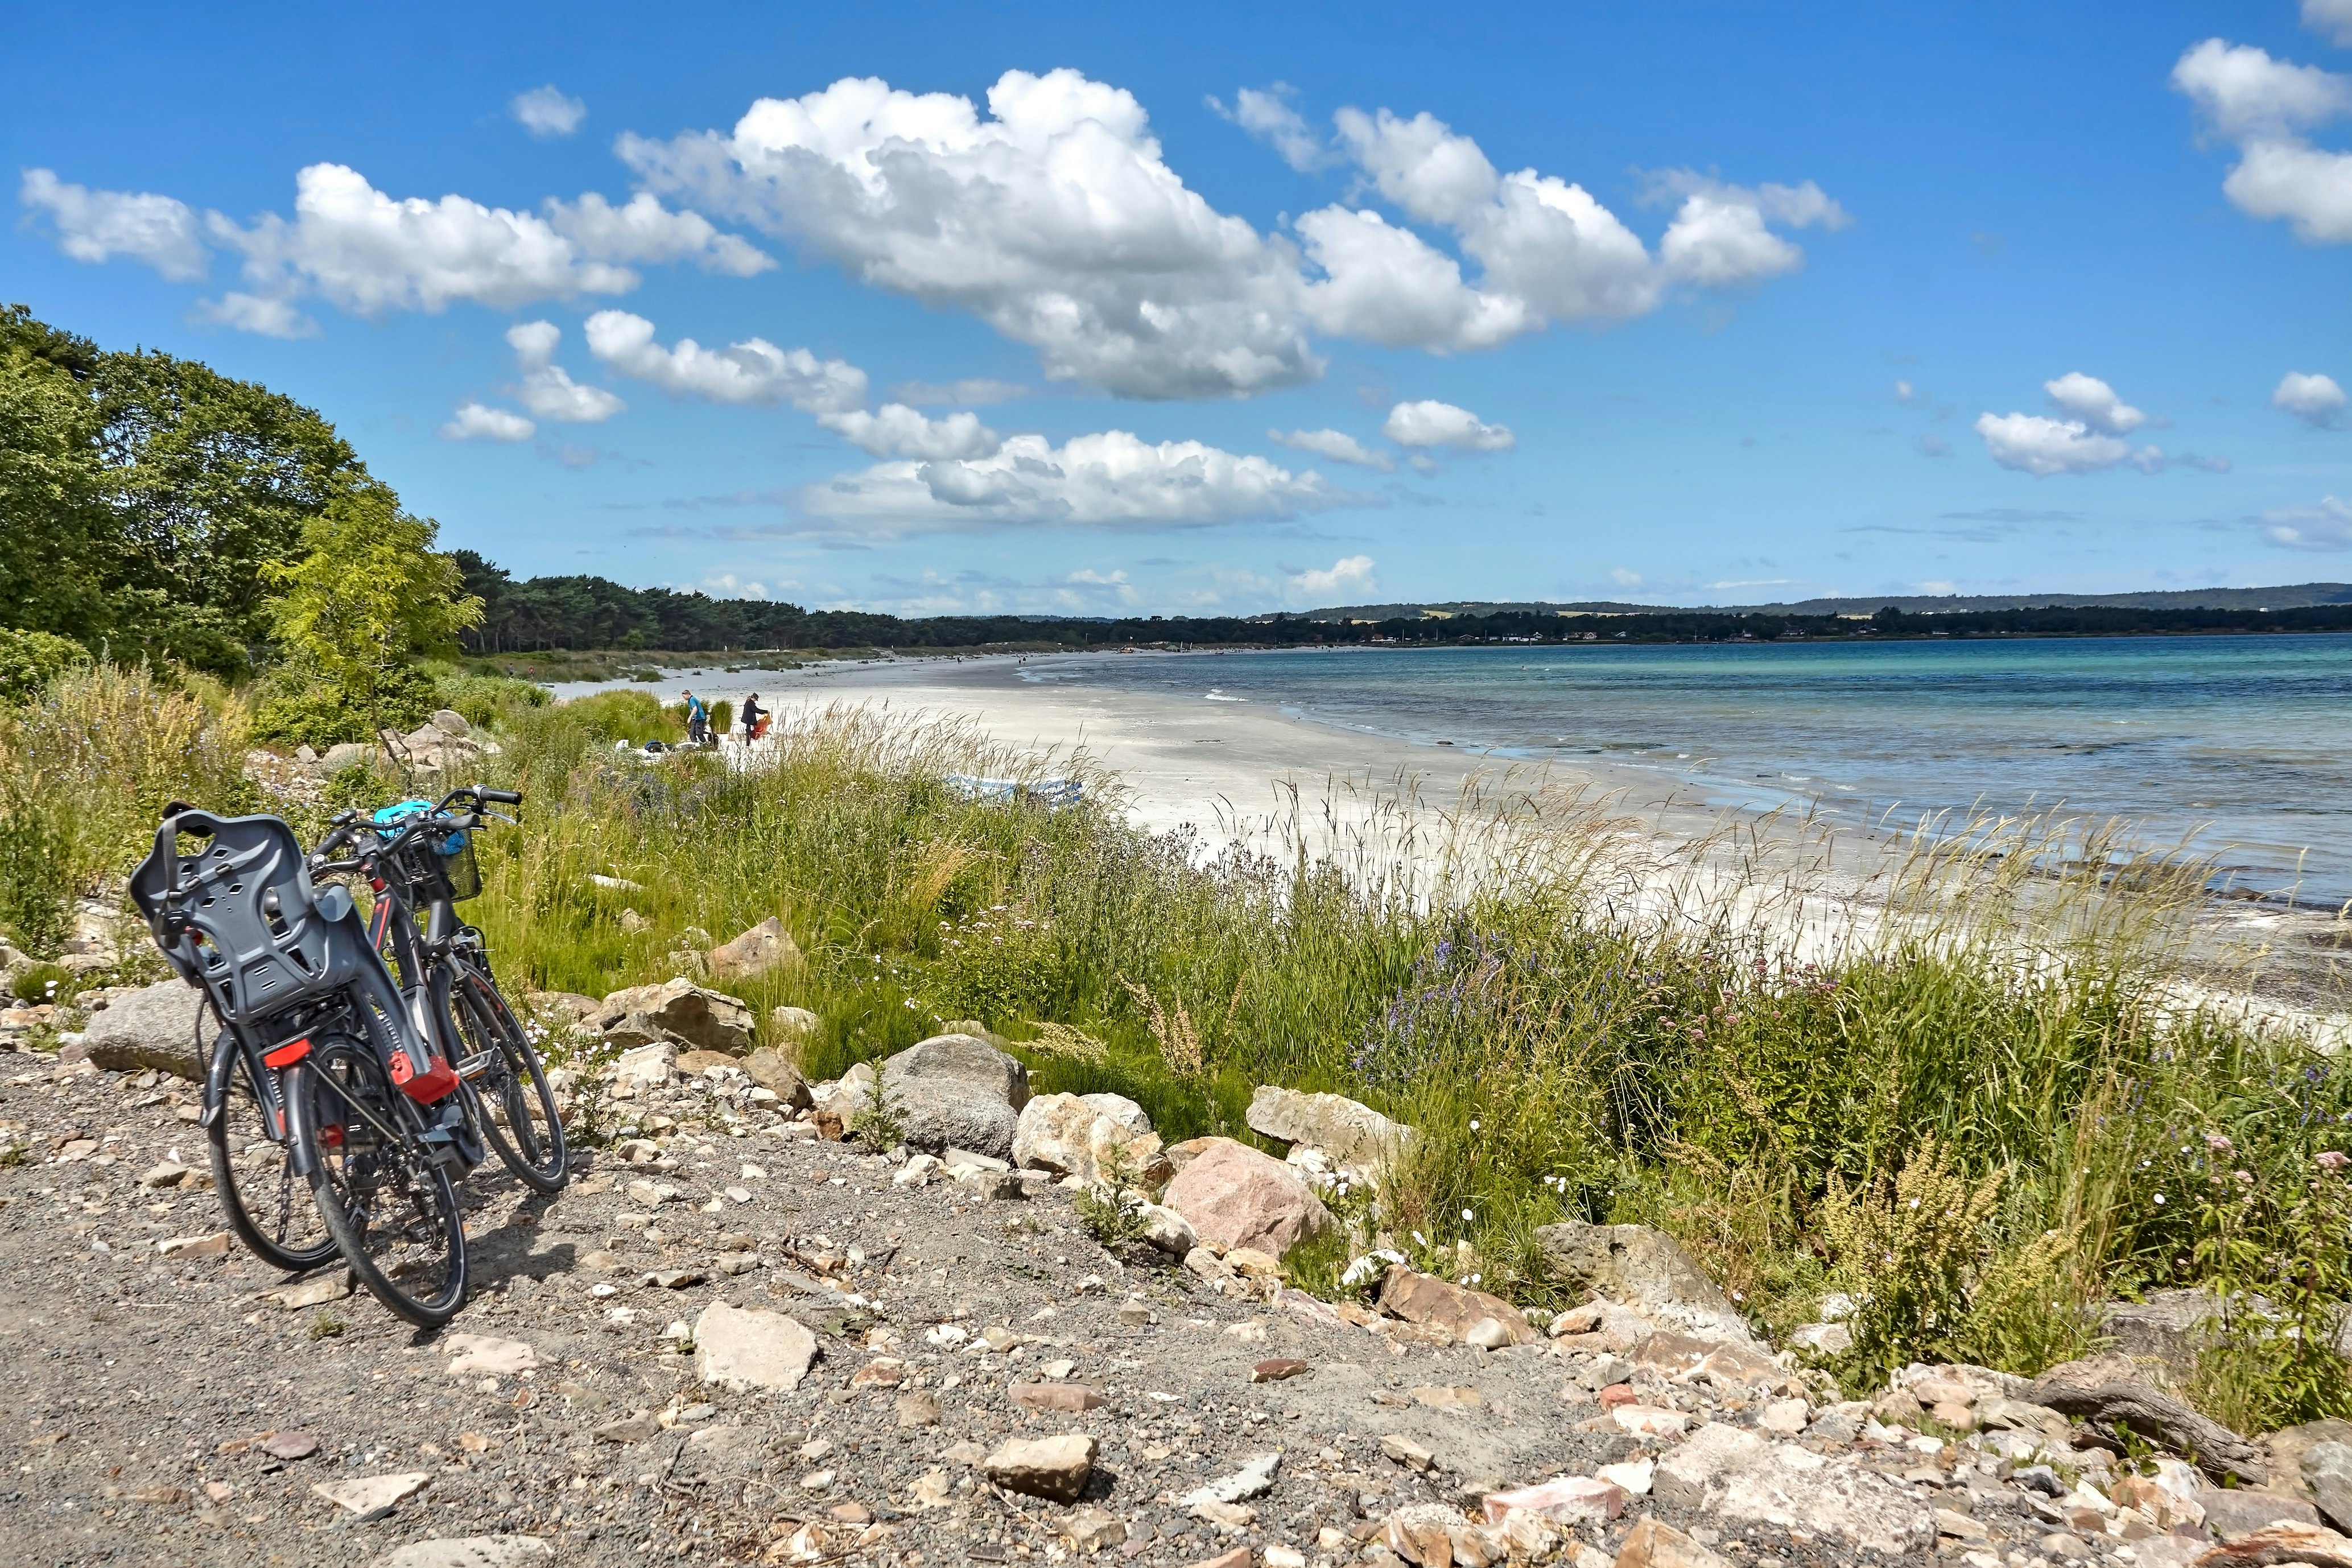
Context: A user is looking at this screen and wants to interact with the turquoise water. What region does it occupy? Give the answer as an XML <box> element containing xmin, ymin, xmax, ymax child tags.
<box><xmin>1026</xmin><ymin>636</ymin><xmax>2352</xmax><ymax>904</ymax></box>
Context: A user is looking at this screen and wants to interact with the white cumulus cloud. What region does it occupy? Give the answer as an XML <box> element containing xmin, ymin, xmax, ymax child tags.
<box><xmin>622</xmin><ymin>70</ymin><xmax>1838</xmax><ymax>393</ymax></box>
<box><xmin>890</xmin><ymin>378</ymin><xmax>1029</xmax><ymax>406</ymax></box>
<box><xmin>19</xmin><ymin>168</ymin><xmax>208</xmax><ymax>280</ymax></box>
<box><xmin>21</xmin><ymin>163</ymin><xmax>771</xmax><ymax>330</ymax></box>
<box><xmin>1381</xmin><ymin>399</ymin><xmax>1515</xmax><ymax>451</ymax></box>
<box><xmin>439</xmin><ymin>402</ymin><xmax>535</xmax><ymax>442</ymax></box>
<box><xmin>1288</xmin><ymin>554</ymin><xmax>1377</xmax><ymax>603</ymax></box>
<box><xmin>799</xmin><ymin>429</ymin><xmax>1344</xmax><ymax>533</ymax></box>
<box><xmin>2174</xmin><ymin>40</ymin><xmax>2352</xmax><ymax>245</ymax></box>
<box><xmin>819</xmin><ymin>403</ymin><xmax>1001</xmax><ymax>460</ymax></box>
<box><xmin>1974</xmin><ymin>412</ymin><xmax>2138</xmax><ymax>476</ymax></box>
<box><xmin>619</xmin><ymin>69</ymin><xmax>1319</xmax><ymax>399</ymax></box>
<box><xmin>507</xmin><ymin>321</ymin><xmax>625</xmax><ymax>422</ymax></box>
<box><xmin>2275</xmin><ymin>369</ymin><xmax>2349</xmax><ymax>427</ymax></box>
<box><xmin>1208</xmin><ymin>84</ymin><xmax>1329</xmax><ymax>172</ymax></box>
<box><xmin>2043</xmin><ymin>372</ymin><xmax>2148</xmax><ymax>434</ymax></box>
<box><xmin>583</xmin><ymin>310</ymin><xmax>867</xmax><ymax>412</ymax></box>
<box><xmin>511</xmin><ymin>85</ymin><xmax>587</xmax><ymax>139</ymax></box>
<box><xmin>2310</xmin><ymin>0</ymin><xmax>2352</xmax><ymax>45</ymax></box>
<box><xmin>2263</xmin><ymin>494</ymin><xmax>2352</xmax><ymax>550</ymax></box>
<box><xmin>1268</xmin><ymin>427</ymin><xmax>1395</xmax><ymax>471</ymax></box>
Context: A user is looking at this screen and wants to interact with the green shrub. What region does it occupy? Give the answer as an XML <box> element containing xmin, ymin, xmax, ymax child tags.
<box><xmin>563</xmin><ymin>689</ymin><xmax>681</xmax><ymax>746</ymax></box>
<box><xmin>250</xmin><ymin>659</ymin><xmax>434</xmax><ymax>749</ymax></box>
<box><xmin>430</xmin><ymin>669</ymin><xmax>548</xmax><ymax>731</ymax></box>
<box><xmin>0</xmin><ymin>629</ymin><xmax>89</xmax><ymax>703</ymax></box>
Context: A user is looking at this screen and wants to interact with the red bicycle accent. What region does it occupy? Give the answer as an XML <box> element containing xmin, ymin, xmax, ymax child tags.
<box><xmin>262</xmin><ymin>1037</ymin><xmax>311</xmax><ymax>1068</ymax></box>
<box><xmin>389</xmin><ymin>1049</ymin><xmax>459</xmax><ymax>1104</ymax></box>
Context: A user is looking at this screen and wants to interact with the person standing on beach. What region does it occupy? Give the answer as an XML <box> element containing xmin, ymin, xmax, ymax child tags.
<box><xmin>682</xmin><ymin>688</ymin><xmax>708</xmax><ymax>746</ymax></box>
<box><xmin>741</xmin><ymin>692</ymin><xmax>764</xmax><ymax>744</ymax></box>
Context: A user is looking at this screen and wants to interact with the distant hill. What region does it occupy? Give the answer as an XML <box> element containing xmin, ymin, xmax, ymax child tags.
<box><xmin>1289</xmin><ymin>584</ymin><xmax>2352</xmax><ymax>621</ymax></box>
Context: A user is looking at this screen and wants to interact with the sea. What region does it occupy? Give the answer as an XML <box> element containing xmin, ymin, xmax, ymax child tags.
<box><xmin>1024</xmin><ymin>634</ymin><xmax>2352</xmax><ymax>907</ymax></box>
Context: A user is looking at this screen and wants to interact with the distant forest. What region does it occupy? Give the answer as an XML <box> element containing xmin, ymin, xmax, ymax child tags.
<box><xmin>454</xmin><ymin>555</ymin><xmax>2352</xmax><ymax>655</ymax></box>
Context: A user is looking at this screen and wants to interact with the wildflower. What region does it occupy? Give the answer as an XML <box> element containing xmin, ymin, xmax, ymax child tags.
<box><xmin>2319</xmin><ymin>1150</ymin><xmax>2350</xmax><ymax>1173</ymax></box>
<box><xmin>1412</xmin><ymin>1231</ymin><xmax>1427</xmax><ymax>1247</ymax></box>
<box><xmin>1907</xmin><ymin>1198</ymin><xmax>1920</xmax><ymax>1210</ymax></box>
<box><xmin>2153</xmin><ymin>1192</ymin><xmax>2166</xmax><ymax>1205</ymax></box>
<box><xmin>1461</xmin><ymin>1208</ymin><xmax>1474</xmax><ymax>1223</ymax></box>
<box><xmin>2206</xmin><ymin>1132</ymin><xmax>2234</xmax><ymax>1156</ymax></box>
<box><xmin>1468</xmin><ymin>1119</ymin><xmax>1480</xmax><ymax>1132</ymax></box>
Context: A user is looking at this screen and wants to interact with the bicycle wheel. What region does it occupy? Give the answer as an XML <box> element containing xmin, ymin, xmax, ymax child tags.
<box><xmin>205</xmin><ymin>1033</ymin><xmax>339</xmax><ymax>1272</ymax></box>
<box><xmin>447</xmin><ymin>958</ymin><xmax>568</xmax><ymax>1194</ymax></box>
<box><xmin>294</xmin><ymin>1036</ymin><xmax>467</xmax><ymax>1327</ymax></box>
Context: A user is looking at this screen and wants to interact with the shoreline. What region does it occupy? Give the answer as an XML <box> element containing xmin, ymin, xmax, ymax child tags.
<box><xmin>555</xmin><ymin>649</ymin><xmax>2352</xmax><ymax>1031</ymax></box>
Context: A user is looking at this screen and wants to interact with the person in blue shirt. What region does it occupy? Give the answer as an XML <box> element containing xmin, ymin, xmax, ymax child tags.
<box><xmin>682</xmin><ymin>689</ymin><xmax>709</xmax><ymax>745</ymax></box>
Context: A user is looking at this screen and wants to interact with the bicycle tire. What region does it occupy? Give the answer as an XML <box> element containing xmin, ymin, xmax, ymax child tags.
<box><xmin>448</xmin><ymin>958</ymin><xmax>568</xmax><ymax>1194</ymax></box>
<box><xmin>204</xmin><ymin>1033</ymin><xmax>339</xmax><ymax>1273</ymax></box>
<box><xmin>292</xmin><ymin>1036</ymin><xmax>467</xmax><ymax>1327</ymax></box>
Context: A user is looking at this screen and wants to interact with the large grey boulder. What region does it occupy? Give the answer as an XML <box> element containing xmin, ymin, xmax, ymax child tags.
<box><xmin>875</xmin><ymin>1033</ymin><xmax>1031</xmax><ymax>1160</ymax></box>
<box><xmin>1534</xmin><ymin>1220</ymin><xmax>1753</xmax><ymax>1344</ymax></box>
<box><xmin>82</xmin><ymin>980</ymin><xmax>209</xmax><ymax>1080</ymax></box>
<box><xmin>1012</xmin><ymin>1091</ymin><xmax>1167</xmax><ymax>1185</ymax></box>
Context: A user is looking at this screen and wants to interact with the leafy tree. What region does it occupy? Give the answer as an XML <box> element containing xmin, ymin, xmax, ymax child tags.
<box><xmin>0</xmin><ymin>315</ymin><xmax>110</xmax><ymax>640</ymax></box>
<box><xmin>262</xmin><ymin>481</ymin><xmax>482</xmax><ymax>740</ymax></box>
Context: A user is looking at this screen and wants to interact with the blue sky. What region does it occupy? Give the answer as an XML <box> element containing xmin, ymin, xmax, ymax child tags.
<box><xmin>8</xmin><ymin>1</ymin><xmax>2352</xmax><ymax>614</ymax></box>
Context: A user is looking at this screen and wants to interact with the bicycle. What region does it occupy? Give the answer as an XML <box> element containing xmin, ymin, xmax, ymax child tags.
<box><xmin>132</xmin><ymin>808</ymin><xmax>469</xmax><ymax>1326</ymax></box>
<box><xmin>311</xmin><ymin>787</ymin><xmax>567</xmax><ymax>1198</ymax></box>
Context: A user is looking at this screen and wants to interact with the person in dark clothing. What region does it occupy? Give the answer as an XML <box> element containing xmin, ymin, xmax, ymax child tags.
<box><xmin>740</xmin><ymin>694</ymin><xmax>764</xmax><ymax>744</ymax></box>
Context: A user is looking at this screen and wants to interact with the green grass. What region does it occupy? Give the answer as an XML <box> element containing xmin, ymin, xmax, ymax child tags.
<box><xmin>7</xmin><ymin>667</ymin><xmax>2350</xmax><ymax>1425</ymax></box>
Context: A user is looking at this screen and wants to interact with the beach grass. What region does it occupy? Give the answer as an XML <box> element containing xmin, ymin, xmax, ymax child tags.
<box><xmin>6</xmin><ymin>670</ymin><xmax>2349</xmax><ymax>1423</ymax></box>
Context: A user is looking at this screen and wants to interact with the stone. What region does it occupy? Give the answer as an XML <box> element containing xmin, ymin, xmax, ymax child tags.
<box><xmin>2202</xmin><ymin>1489</ymin><xmax>2326</xmax><ymax>1539</ymax></box>
<box><xmin>1610</xmin><ymin>1404</ymin><xmax>1690</xmax><ymax>1438</ymax></box>
<box><xmin>694</xmin><ymin>1302</ymin><xmax>817</xmax><ymax>1392</ymax></box>
<box><xmin>593</xmin><ymin>1412</ymin><xmax>661</xmax><ymax>1444</ymax></box>
<box><xmin>886</xmin><ymin>1031</ymin><xmax>1030</xmax><ymax>1107</ymax></box>
<box><xmin>1533</xmin><ymin>1221</ymin><xmax>1754</xmax><ymax>1344</ymax></box>
<box><xmin>374</xmin><ymin>1537</ymin><xmax>554</xmax><ymax>1568</ymax></box>
<box><xmin>1012</xmin><ymin>1092</ymin><xmax>1170</xmax><ymax>1185</ymax></box>
<box><xmin>2099</xmin><ymin>1289</ymin><xmax>2225</xmax><ymax>1383</ymax></box>
<box><xmin>1183</xmin><ymin>1549</ymin><xmax>1251</xmax><ymax>1568</ymax></box>
<box><xmin>742</xmin><ymin>1048</ymin><xmax>813</xmax><ymax>1109</ymax></box>
<box><xmin>139</xmin><ymin>1161</ymin><xmax>191</xmax><ymax>1189</ymax></box>
<box><xmin>770</xmin><ymin>1005</ymin><xmax>822</xmax><ymax>1043</ymax></box>
<box><xmin>259</xmin><ymin>1430</ymin><xmax>320</xmax><ymax>1460</ymax></box>
<box><xmin>708</xmin><ymin>917</ymin><xmax>800</xmax><ymax>982</ymax></box>
<box><xmin>81</xmin><ymin>980</ymin><xmax>207</xmax><ymax>1080</ymax></box>
<box><xmin>1138</xmin><ymin>1202</ymin><xmax>1198</xmax><ymax>1256</ymax></box>
<box><xmin>431</xmin><ymin>709</ymin><xmax>471</xmax><ymax>736</ymax></box>
<box><xmin>1464</xmin><ymin>1318</ymin><xmax>1514</xmax><ymax>1351</ymax></box>
<box><xmin>593</xmin><ymin>979</ymin><xmax>756</xmax><ymax>1055</ymax></box>
<box><xmin>1788</xmin><ymin>1322</ymin><xmax>1853</xmax><ymax>1356</ymax></box>
<box><xmin>1185</xmin><ymin>1247</ymin><xmax>1243</xmax><ymax>1294</ymax></box>
<box><xmin>1383</xmin><ymin>1503</ymin><xmax>1471</xmax><ymax>1565</ymax></box>
<box><xmin>611</xmin><ymin>1042</ymin><xmax>677</xmax><ymax>1089</ymax></box>
<box><xmin>1652</xmin><ymin>1423</ymin><xmax>1934</xmax><ymax>1555</ymax></box>
<box><xmin>2308</xmin><ymin>1442</ymin><xmax>2352</xmax><ymax>1532</ymax></box>
<box><xmin>1179</xmin><ymin>1454</ymin><xmax>1282</xmax><ymax>1509</ymax></box>
<box><xmin>1629</xmin><ymin>1331</ymin><xmax>1786</xmax><ymax>1391</ymax></box>
<box><xmin>443</xmin><ymin>1334</ymin><xmax>537</xmax><ymax>1377</ymax></box>
<box><xmin>157</xmin><ymin>1231</ymin><xmax>231</xmax><ymax>1258</ymax></box>
<box><xmin>1064</xmin><ymin>1505</ymin><xmax>1128</xmax><ymax>1552</ymax></box>
<box><xmin>320</xmin><ymin>741</ymin><xmax>376</xmax><ymax>774</ymax></box>
<box><xmin>313</xmin><ymin>1472</ymin><xmax>431</xmax><ymax>1516</ymax></box>
<box><xmin>983</xmin><ymin>1434</ymin><xmax>1097</xmax><ymax>1503</ymax></box>
<box><xmin>1413</xmin><ymin>1385</ymin><xmax>1483</xmax><ymax>1410</ymax></box>
<box><xmin>895</xmin><ymin>1391</ymin><xmax>940</xmax><ymax>1428</ymax></box>
<box><xmin>1613</xmin><ymin>1518</ymin><xmax>1728</xmax><ymax>1568</ymax></box>
<box><xmin>1243</xmin><ymin>1085</ymin><xmax>1415</xmax><ymax>1174</ymax></box>
<box><xmin>1012</xmin><ymin>1383</ymin><xmax>1108</xmax><ymax>1413</ymax></box>
<box><xmin>1382</xmin><ymin>1434</ymin><xmax>1438</xmax><ymax>1471</ymax></box>
<box><xmin>1482</xmin><ymin>1476</ymin><xmax>1626</xmax><ymax>1525</ymax></box>
<box><xmin>1597</xmin><ymin>1459</ymin><xmax>1654</xmax><ymax>1496</ymax></box>
<box><xmin>1162</xmin><ymin>1137</ymin><xmax>1336</xmax><ymax>1257</ymax></box>
<box><xmin>2197</xmin><ymin>1523</ymin><xmax>2352</xmax><ymax>1568</ymax></box>
<box><xmin>1252</xmin><ymin>1359</ymin><xmax>1310</xmax><ymax>1383</ymax></box>
<box><xmin>267</xmin><ymin>1273</ymin><xmax>353</xmax><ymax>1310</ymax></box>
<box><xmin>2271</xmin><ymin>1423</ymin><xmax>2352</xmax><ymax>1505</ymax></box>
<box><xmin>1759</xmin><ymin>1397</ymin><xmax>1810</xmax><ymax>1435</ymax></box>
<box><xmin>1936</xmin><ymin>1508</ymin><xmax>1991</xmax><ymax>1544</ymax></box>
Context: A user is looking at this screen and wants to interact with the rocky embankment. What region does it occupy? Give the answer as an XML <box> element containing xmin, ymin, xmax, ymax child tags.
<box><xmin>2</xmin><ymin>946</ymin><xmax>2350</xmax><ymax>1568</ymax></box>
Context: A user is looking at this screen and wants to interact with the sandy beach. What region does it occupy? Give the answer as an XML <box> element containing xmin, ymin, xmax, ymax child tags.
<box><xmin>558</xmin><ymin>650</ymin><xmax>2352</xmax><ymax>1033</ymax></box>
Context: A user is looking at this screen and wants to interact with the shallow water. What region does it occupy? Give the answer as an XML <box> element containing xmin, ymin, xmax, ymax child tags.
<box><xmin>1026</xmin><ymin>635</ymin><xmax>2352</xmax><ymax>906</ymax></box>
